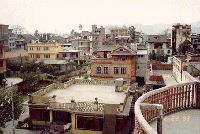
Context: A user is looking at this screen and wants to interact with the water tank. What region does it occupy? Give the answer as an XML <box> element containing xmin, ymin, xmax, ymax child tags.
<box><xmin>115</xmin><ymin>78</ymin><xmax>123</xmax><ymax>86</ymax></box>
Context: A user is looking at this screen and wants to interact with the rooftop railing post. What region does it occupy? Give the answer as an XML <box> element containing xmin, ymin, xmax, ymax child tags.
<box><xmin>157</xmin><ymin>106</ymin><xmax>163</xmax><ymax>134</ymax></box>
<box><xmin>197</xmin><ymin>82</ymin><xmax>200</xmax><ymax>109</ymax></box>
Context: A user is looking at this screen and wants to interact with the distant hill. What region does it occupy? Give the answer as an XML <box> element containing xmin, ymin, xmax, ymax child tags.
<box><xmin>105</xmin><ymin>21</ymin><xmax>200</xmax><ymax>35</ymax></box>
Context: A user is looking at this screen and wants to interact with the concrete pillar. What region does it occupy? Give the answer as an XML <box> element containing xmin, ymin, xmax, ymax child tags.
<box><xmin>71</xmin><ymin>99</ymin><xmax>75</xmax><ymax>110</ymax></box>
<box><xmin>94</xmin><ymin>97</ymin><xmax>98</xmax><ymax>111</ymax></box>
<box><xmin>103</xmin><ymin>104</ymin><xmax>118</xmax><ymax>134</ymax></box>
<box><xmin>115</xmin><ymin>86</ymin><xmax>118</xmax><ymax>92</ymax></box>
<box><xmin>157</xmin><ymin>106</ymin><xmax>163</xmax><ymax>134</ymax></box>
<box><xmin>119</xmin><ymin>103</ymin><xmax>124</xmax><ymax>112</ymax></box>
<box><xmin>197</xmin><ymin>82</ymin><xmax>200</xmax><ymax>109</ymax></box>
<box><xmin>50</xmin><ymin>110</ymin><xmax>53</xmax><ymax>124</ymax></box>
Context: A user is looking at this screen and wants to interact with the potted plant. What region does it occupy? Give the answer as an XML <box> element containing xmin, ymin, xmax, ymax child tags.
<box><xmin>182</xmin><ymin>64</ymin><xmax>187</xmax><ymax>71</ymax></box>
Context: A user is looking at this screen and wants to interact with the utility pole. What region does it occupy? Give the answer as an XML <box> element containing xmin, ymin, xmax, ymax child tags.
<box><xmin>11</xmin><ymin>82</ymin><xmax>15</xmax><ymax>134</ymax></box>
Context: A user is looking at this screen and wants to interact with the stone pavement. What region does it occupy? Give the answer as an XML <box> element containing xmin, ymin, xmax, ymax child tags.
<box><xmin>150</xmin><ymin>109</ymin><xmax>200</xmax><ymax>134</ymax></box>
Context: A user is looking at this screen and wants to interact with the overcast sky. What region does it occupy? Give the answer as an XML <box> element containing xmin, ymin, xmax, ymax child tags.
<box><xmin>1</xmin><ymin>0</ymin><xmax>200</xmax><ymax>34</ymax></box>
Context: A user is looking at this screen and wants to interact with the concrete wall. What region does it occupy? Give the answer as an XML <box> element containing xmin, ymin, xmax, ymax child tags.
<box><xmin>173</xmin><ymin>56</ymin><xmax>183</xmax><ymax>83</ymax></box>
<box><xmin>28</xmin><ymin>43</ymin><xmax>62</xmax><ymax>61</ymax></box>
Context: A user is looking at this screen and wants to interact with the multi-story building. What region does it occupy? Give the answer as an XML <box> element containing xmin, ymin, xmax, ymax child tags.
<box><xmin>27</xmin><ymin>43</ymin><xmax>62</xmax><ymax>61</ymax></box>
<box><xmin>3</xmin><ymin>33</ymin><xmax>18</xmax><ymax>49</ymax></box>
<box><xmin>79</xmin><ymin>39</ymin><xmax>90</xmax><ymax>54</ymax></box>
<box><xmin>171</xmin><ymin>23</ymin><xmax>191</xmax><ymax>54</ymax></box>
<box><xmin>148</xmin><ymin>35</ymin><xmax>172</xmax><ymax>57</ymax></box>
<box><xmin>110</xmin><ymin>27</ymin><xmax>129</xmax><ymax>40</ymax></box>
<box><xmin>0</xmin><ymin>24</ymin><xmax>12</xmax><ymax>39</ymax></box>
<box><xmin>130</xmin><ymin>43</ymin><xmax>148</xmax><ymax>86</ymax></box>
<box><xmin>173</xmin><ymin>53</ymin><xmax>200</xmax><ymax>83</ymax></box>
<box><xmin>191</xmin><ymin>34</ymin><xmax>200</xmax><ymax>54</ymax></box>
<box><xmin>0</xmin><ymin>39</ymin><xmax>7</xmax><ymax>80</ymax></box>
<box><xmin>91</xmin><ymin>45</ymin><xmax>137</xmax><ymax>85</ymax></box>
<box><xmin>89</xmin><ymin>25</ymin><xmax>105</xmax><ymax>53</ymax></box>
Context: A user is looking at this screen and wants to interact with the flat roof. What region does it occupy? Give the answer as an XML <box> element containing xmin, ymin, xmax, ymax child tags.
<box><xmin>137</xmin><ymin>50</ymin><xmax>147</xmax><ymax>55</ymax></box>
<box><xmin>35</xmin><ymin>60</ymin><xmax>68</xmax><ymax>65</ymax></box>
<box><xmin>59</xmin><ymin>50</ymin><xmax>81</xmax><ymax>53</ymax></box>
<box><xmin>44</xmin><ymin>84</ymin><xmax>126</xmax><ymax>104</ymax></box>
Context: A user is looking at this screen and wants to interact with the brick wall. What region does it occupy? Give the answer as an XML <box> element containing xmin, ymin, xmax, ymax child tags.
<box><xmin>149</xmin><ymin>75</ymin><xmax>164</xmax><ymax>81</ymax></box>
<box><xmin>152</xmin><ymin>64</ymin><xmax>173</xmax><ymax>70</ymax></box>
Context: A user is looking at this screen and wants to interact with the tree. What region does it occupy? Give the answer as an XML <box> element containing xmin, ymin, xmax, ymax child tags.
<box><xmin>105</xmin><ymin>41</ymin><xmax>113</xmax><ymax>45</ymax></box>
<box><xmin>177</xmin><ymin>40</ymin><xmax>191</xmax><ymax>55</ymax></box>
<box><xmin>0</xmin><ymin>90</ymin><xmax>24</xmax><ymax>127</ymax></box>
<box><xmin>155</xmin><ymin>46</ymin><xmax>164</xmax><ymax>62</ymax></box>
<box><xmin>128</xmin><ymin>26</ymin><xmax>136</xmax><ymax>43</ymax></box>
<box><xmin>34</xmin><ymin>30</ymin><xmax>39</xmax><ymax>38</ymax></box>
<box><xmin>162</xmin><ymin>28</ymin><xmax>171</xmax><ymax>37</ymax></box>
<box><xmin>182</xmin><ymin>30</ymin><xmax>190</xmax><ymax>40</ymax></box>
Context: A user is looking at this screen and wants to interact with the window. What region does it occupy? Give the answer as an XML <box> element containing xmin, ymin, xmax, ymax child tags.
<box><xmin>44</xmin><ymin>47</ymin><xmax>50</xmax><ymax>51</ymax></box>
<box><xmin>122</xmin><ymin>57</ymin><xmax>126</xmax><ymax>61</ymax></box>
<box><xmin>137</xmin><ymin>66</ymin><xmax>140</xmax><ymax>69</ymax></box>
<box><xmin>37</xmin><ymin>47</ymin><xmax>40</xmax><ymax>51</ymax></box>
<box><xmin>0</xmin><ymin>61</ymin><xmax>3</xmax><ymax>67</ymax></box>
<box><xmin>114</xmin><ymin>67</ymin><xmax>119</xmax><ymax>74</ymax></box>
<box><xmin>168</xmin><ymin>50</ymin><xmax>170</xmax><ymax>53</ymax></box>
<box><xmin>63</xmin><ymin>54</ymin><xmax>66</xmax><ymax>57</ymax></box>
<box><xmin>154</xmin><ymin>44</ymin><xmax>162</xmax><ymax>49</ymax></box>
<box><xmin>104</xmin><ymin>67</ymin><xmax>109</xmax><ymax>74</ymax></box>
<box><xmin>44</xmin><ymin>54</ymin><xmax>50</xmax><ymax>58</ymax></box>
<box><xmin>37</xmin><ymin>54</ymin><xmax>40</xmax><ymax>58</ymax></box>
<box><xmin>114</xmin><ymin>58</ymin><xmax>118</xmax><ymax>61</ymax></box>
<box><xmin>152</xmin><ymin>50</ymin><xmax>155</xmax><ymax>54</ymax></box>
<box><xmin>77</xmin><ymin>116</ymin><xmax>103</xmax><ymax>131</ymax></box>
<box><xmin>120</xmin><ymin>49</ymin><xmax>123</xmax><ymax>52</ymax></box>
<box><xmin>121</xmin><ymin>67</ymin><xmax>126</xmax><ymax>74</ymax></box>
<box><xmin>96</xmin><ymin>67</ymin><xmax>101</xmax><ymax>74</ymax></box>
<box><xmin>31</xmin><ymin>54</ymin><xmax>34</xmax><ymax>58</ymax></box>
<box><xmin>40</xmin><ymin>109</ymin><xmax>50</xmax><ymax>121</ymax></box>
<box><xmin>30</xmin><ymin>47</ymin><xmax>33</xmax><ymax>51</ymax></box>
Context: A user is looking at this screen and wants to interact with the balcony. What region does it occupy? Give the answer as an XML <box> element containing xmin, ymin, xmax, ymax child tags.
<box><xmin>134</xmin><ymin>82</ymin><xmax>200</xmax><ymax>133</ymax></box>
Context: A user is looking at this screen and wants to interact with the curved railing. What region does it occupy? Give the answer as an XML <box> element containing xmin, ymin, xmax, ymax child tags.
<box><xmin>134</xmin><ymin>81</ymin><xmax>199</xmax><ymax>133</ymax></box>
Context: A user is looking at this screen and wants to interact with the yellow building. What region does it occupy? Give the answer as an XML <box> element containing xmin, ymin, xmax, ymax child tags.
<box><xmin>27</xmin><ymin>43</ymin><xmax>62</xmax><ymax>61</ymax></box>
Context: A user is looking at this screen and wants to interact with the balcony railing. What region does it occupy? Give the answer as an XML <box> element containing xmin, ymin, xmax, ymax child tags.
<box><xmin>134</xmin><ymin>81</ymin><xmax>200</xmax><ymax>133</ymax></box>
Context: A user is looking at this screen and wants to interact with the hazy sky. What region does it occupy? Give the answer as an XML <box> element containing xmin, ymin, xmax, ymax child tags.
<box><xmin>1</xmin><ymin>0</ymin><xmax>200</xmax><ymax>34</ymax></box>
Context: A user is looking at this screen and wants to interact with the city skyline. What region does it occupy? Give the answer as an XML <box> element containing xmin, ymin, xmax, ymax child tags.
<box><xmin>1</xmin><ymin>0</ymin><xmax>200</xmax><ymax>34</ymax></box>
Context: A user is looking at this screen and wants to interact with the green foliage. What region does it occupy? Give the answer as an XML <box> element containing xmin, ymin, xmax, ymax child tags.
<box><xmin>128</xmin><ymin>26</ymin><xmax>136</xmax><ymax>43</ymax></box>
<box><xmin>83</xmin><ymin>73</ymin><xmax>88</xmax><ymax>79</ymax></box>
<box><xmin>105</xmin><ymin>41</ymin><xmax>113</xmax><ymax>45</ymax></box>
<box><xmin>182</xmin><ymin>30</ymin><xmax>190</xmax><ymax>40</ymax></box>
<box><xmin>6</xmin><ymin>59</ymin><xmax>22</xmax><ymax>71</ymax></box>
<box><xmin>155</xmin><ymin>47</ymin><xmax>164</xmax><ymax>62</ymax></box>
<box><xmin>19</xmin><ymin>71</ymin><xmax>40</xmax><ymax>93</ymax></box>
<box><xmin>0</xmin><ymin>90</ymin><xmax>24</xmax><ymax>127</ymax></box>
<box><xmin>177</xmin><ymin>40</ymin><xmax>191</xmax><ymax>55</ymax></box>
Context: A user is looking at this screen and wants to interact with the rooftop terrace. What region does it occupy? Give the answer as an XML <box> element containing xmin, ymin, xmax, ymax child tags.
<box><xmin>26</xmin><ymin>79</ymin><xmax>130</xmax><ymax>114</ymax></box>
<box><xmin>45</xmin><ymin>84</ymin><xmax>126</xmax><ymax>104</ymax></box>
